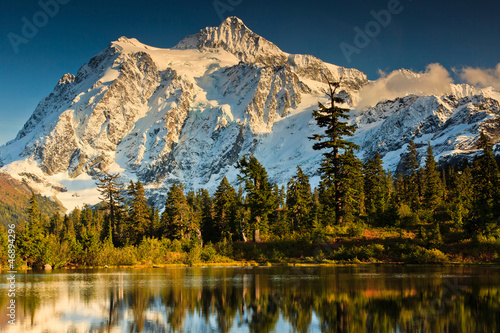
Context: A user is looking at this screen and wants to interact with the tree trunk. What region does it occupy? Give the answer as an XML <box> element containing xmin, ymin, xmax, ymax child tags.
<box><xmin>335</xmin><ymin>187</ymin><xmax>343</xmax><ymax>225</ymax></box>
<box><xmin>253</xmin><ymin>229</ymin><xmax>260</xmax><ymax>243</ymax></box>
<box><xmin>334</xmin><ymin>143</ymin><xmax>342</xmax><ymax>225</ymax></box>
<box><xmin>196</xmin><ymin>228</ymin><xmax>203</xmax><ymax>247</ymax></box>
<box><xmin>254</xmin><ymin>216</ymin><xmax>261</xmax><ymax>242</ymax></box>
<box><xmin>241</xmin><ymin>216</ymin><xmax>247</xmax><ymax>242</ymax></box>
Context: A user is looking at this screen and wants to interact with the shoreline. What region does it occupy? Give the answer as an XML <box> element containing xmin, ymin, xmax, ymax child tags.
<box><xmin>2</xmin><ymin>260</ymin><xmax>499</xmax><ymax>272</ymax></box>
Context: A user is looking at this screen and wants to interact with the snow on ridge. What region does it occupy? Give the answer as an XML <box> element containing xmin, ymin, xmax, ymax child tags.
<box><xmin>1</xmin><ymin>17</ymin><xmax>499</xmax><ymax>211</ymax></box>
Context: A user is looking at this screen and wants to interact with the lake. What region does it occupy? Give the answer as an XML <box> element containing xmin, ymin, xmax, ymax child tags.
<box><xmin>1</xmin><ymin>265</ymin><xmax>499</xmax><ymax>332</ymax></box>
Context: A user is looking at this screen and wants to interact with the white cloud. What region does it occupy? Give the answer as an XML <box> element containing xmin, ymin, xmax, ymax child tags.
<box><xmin>356</xmin><ymin>63</ymin><xmax>453</xmax><ymax>109</ymax></box>
<box><xmin>459</xmin><ymin>63</ymin><xmax>500</xmax><ymax>90</ymax></box>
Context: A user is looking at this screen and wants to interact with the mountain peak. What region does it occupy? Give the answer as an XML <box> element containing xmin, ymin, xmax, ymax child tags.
<box><xmin>220</xmin><ymin>16</ymin><xmax>247</xmax><ymax>28</ymax></box>
<box><xmin>57</xmin><ymin>73</ymin><xmax>75</xmax><ymax>86</ymax></box>
<box><xmin>111</xmin><ymin>36</ymin><xmax>152</xmax><ymax>51</ymax></box>
<box><xmin>174</xmin><ymin>16</ymin><xmax>287</xmax><ymax>67</ymax></box>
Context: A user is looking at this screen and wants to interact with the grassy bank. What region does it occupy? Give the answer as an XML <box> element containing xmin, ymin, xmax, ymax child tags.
<box><xmin>6</xmin><ymin>222</ymin><xmax>500</xmax><ymax>271</ymax></box>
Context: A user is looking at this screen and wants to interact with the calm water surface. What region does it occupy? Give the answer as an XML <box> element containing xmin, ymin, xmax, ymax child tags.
<box><xmin>1</xmin><ymin>265</ymin><xmax>499</xmax><ymax>332</ymax></box>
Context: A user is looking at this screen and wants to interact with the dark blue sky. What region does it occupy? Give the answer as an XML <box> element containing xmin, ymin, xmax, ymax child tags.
<box><xmin>1</xmin><ymin>0</ymin><xmax>499</xmax><ymax>144</ymax></box>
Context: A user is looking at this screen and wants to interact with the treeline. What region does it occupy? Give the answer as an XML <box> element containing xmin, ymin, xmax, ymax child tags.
<box><xmin>0</xmin><ymin>172</ymin><xmax>65</xmax><ymax>226</ymax></box>
<box><xmin>0</xmin><ymin>81</ymin><xmax>499</xmax><ymax>268</ymax></box>
<box><xmin>1</xmin><ymin>134</ymin><xmax>498</xmax><ymax>269</ymax></box>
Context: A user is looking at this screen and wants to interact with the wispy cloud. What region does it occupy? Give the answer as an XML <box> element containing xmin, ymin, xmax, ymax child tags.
<box><xmin>458</xmin><ymin>63</ymin><xmax>500</xmax><ymax>90</ymax></box>
<box><xmin>356</xmin><ymin>63</ymin><xmax>453</xmax><ymax>109</ymax></box>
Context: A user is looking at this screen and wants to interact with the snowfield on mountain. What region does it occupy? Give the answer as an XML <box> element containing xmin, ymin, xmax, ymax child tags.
<box><xmin>0</xmin><ymin>17</ymin><xmax>498</xmax><ymax>211</ymax></box>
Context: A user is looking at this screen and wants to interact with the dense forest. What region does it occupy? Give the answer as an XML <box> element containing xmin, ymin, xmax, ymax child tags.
<box><xmin>1</xmin><ymin>82</ymin><xmax>499</xmax><ymax>268</ymax></box>
<box><xmin>0</xmin><ymin>172</ymin><xmax>65</xmax><ymax>226</ymax></box>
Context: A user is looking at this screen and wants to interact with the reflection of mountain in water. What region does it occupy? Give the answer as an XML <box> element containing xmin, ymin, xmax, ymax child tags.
<box><xmin>4</xmin><ymin>266</ymin><xmax>500</xmax><ymax>332</ymax></box>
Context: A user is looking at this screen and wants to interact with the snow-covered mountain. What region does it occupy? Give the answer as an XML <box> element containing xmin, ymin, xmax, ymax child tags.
<box><xmin>0</xmin><ymin>17</ymin><xmax>498</xmax><ymax>211</ymax></box>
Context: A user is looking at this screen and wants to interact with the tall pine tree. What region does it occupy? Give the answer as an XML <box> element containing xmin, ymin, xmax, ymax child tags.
<box><xmin>17</xmin><ymin>193</ymin><xmax>46</xmax><ymax>267</ymax></box>
<box><xmin>126</xmin><ymin>180</ymin><xmax>151</xmax><ymax>245</ymax></box>
<box><xmin>213</xmin><ymin>177</ymin><xmax>237</xmax><ymax>242</ymax></box>
<box><xmin>363</xmin><ymin>152</ymin><xmax>391</xmax><ymax>225</ymax></box>
<box><xmin>402</xmin><ymin>140</ymin><xmax>421</xmax><ymax>211</ymax></box>
<box><xmin>160</xmin><ymin>184</ymin><xmax>192</xmax><ymax>240</ymax></box>
<box><xmin>96</xmin><ymin>172</ymin><xmax>124</xmax><ymax>244</ymax></box>
<box><xmin>422</xmin><ymin>142</ymin><xmax>443</xmax><ymax>212</ymax></box>
<box><xmin>286</xmin><ymin>166</ymin><xmax>312</xmax><ymax>231</ymax></box>
<box><xmin>467</xmin><ymin>132</ymin><xmax>500</xmax><ymax>236</ymax></box>
<box><xmin>309</xmin><ymin>80</ymin><xmax>359</xmax><ymax>224</ymax></box>
<box><xmin>236</xmin><ymin>155</ymin><xmax>275</xmax><ymax>242</ymax></box>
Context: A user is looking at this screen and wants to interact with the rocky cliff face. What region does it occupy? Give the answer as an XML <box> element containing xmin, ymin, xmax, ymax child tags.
<box><xmin>354</xmin><ymin>93</ymin><xmax>500</xmax><ymax>171</ymax></box>
<box><xmin>0</xmin><ymin>17</ymin><xmax>498</xmax><ymax>211</ymax></box>
<box><xmin>175</xmin><ymin>17</ymin><xmax>367</xmax><ymax>88</ymax></box>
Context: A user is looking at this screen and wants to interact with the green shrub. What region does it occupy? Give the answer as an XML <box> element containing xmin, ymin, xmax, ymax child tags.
<box><xmin>371</xmin><ymin>243</ymin><xmax>385</xmax><ymax>254</ymax></box>
<box><xmin>270</xmin><ymin>248</ymin><xmax>284</xmax><ymax>262</ymax></box>
<box><xmin>330</xmin><ymin>246</ymin><xmax>355</xmax><ymax>261</ymax></box>
<box><xmin>137</xmin><ymin>237</ymin><xmax>164</xmax><ymax>264</ymax></box>
<box><xmin>164</xmin><ymin>239</ymin><xmax>182</xmax><ymax>252</ymax></box>
<box><xmin>401</xmin><ymin>245</ymin><xmax>448</xmax><ymax>264</ymax></box>
<box><xmin>201</xmin><ymin>244</ymin><xmax>217</xmax><ymax>262</ymax></box>
<box><xmin>330</xmin><ymin>243</ymin><xmax>385</xmax><ymax>262</ymax></box>
<box><xmin>97</xmin><ymin>243</ymin><xmax>137</xmax><ymax>266</ymax></box>
<box><xmin>418</xmin><ymin>224</ymin><xmax>443</xmax><ymax>246</ymax></box>
<box><xmin>186</xmin><ymin>244</ymin><xmax>201</xmax><ymax>266</ymax></box>
<box><xmin>314</xmin><ymin>249</ymin><xmax>325</xmax><ymax>263</ymax></box>
<box><xmin>115</xmin><ymin>246</ymin><xmax>138</xmax><ymax>265</ymax></box>
<box><xmin>217</xmin><ymin>238</ymin><xmax>233</xmax><ymax>257</ymax></box>
<box><xmin>346</xmin><ymin>223</ymin><xmax>365</xmax><ymax>237</ymax></box>
<box><xmin>397</xmin><ymin>204</ymin><xmax>419</xmax><ymax>226</ymax></box>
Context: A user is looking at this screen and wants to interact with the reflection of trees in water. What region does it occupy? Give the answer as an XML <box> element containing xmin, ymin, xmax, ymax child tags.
<box><xmin>126</xmin><ymin>284</ymin><xmax>153</xmax><ymax>332</ymax></box>
<box><xmin>106</xmin><ymin>289</ymin><xmax>118</xmax><ymax>332</ymax></box>
<box><xmin>11</xmin><ymin>267</ymin><xmax>500</xmax><ymax>332</ymax></box>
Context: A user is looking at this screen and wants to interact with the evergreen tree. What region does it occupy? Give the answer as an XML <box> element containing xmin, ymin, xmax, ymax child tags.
<box><xmin>27</xmin><ymin>193</ymin><xmax>42</xmax><ymax>228</ymax></box>
<box><xmin>466</xmin><ymin>132</ymin><xmax>500</xmax><ymax>236</ymax></box>
<box><xmin>393</xmin><ymin>173</ymin><xmax>405</xmax><ymax>205</ymax></box>
<box><xmin>234</xmin><ymin>185</ymin><xmax>250</xmax><ymax>242</ymax></box>
<box><xmin>186</xmin><ymin>190</ymin><xmax>201</xmax><ymax>234</ymax></box>
<box><xmin>363</xmin><ymin>152</ymin><xmax>390</xmax><ymax>225</ymax></box>
<box><xmin>340</xmin><ymin>149</ymin><xmax>365</xmax><ymax>222</ymax></box>
<box><xmin>286</xmin><ymin>166</ymin><xmax>312</xmax><ymax>231</ymax></box>
<box><xmin>49</xmin><ymin>212</ymin><xmax>64</xmax><ymax>239</ymax></box>
<box><xmin>71</xmin><ymin>207</ymin><xmax>82</xmax><ymax>238</ymax></box>
<box><xmin>236</xmin><ymin>155</ymin><xmax>276</xmax><ymax>242</ymax></box>
<box><xmin>402</xmin><ymin>141</ymin><xmax>421</xmax><ymax>210</ymax></box>
<box><xmin>126</xmin><ymin>180</ymin><xmax>151</xmax><ymax>245</ymax></box>
<box><xmin>111</xmin><ymin>204</ymin><xmax>127</xmax><ymax>246</ymax></box>
<box><xmin>96</xmin><ymin>172</ymin><xmax>124</xmax><ymax>245</ymax></box>
<box><xmin>79</xmin><ymin>220</ymin><xmax>101</xmax><ymax>266</ymax></box>
<box><xmin>213</xmin><ymin>177</ymin><xmax>237</xmax><ymax>242</ymax></box>
<box><xmin>317</xmin><ymin>174</ymin><xmax>335</xmax><ymax>226</ymax></box>
<box><xmin>17</xmin><ymin>193</ymin><xmax>46</xmax><ymax>267</ymax></box>
<box><xmin>309</xmin><ymin>80</ymin><xmax>359</xmax><ymax>224</ymax></box>
<box><xmin>270</xmin><ymin>184</ymin><xmax>287</xmax><ymax>235</ymax></box>
<box><xmin>62</xmin><ymin>214</ymin><xmax>76</xmax><ymax>241</ymax></box>
<box><xmin>62</xmin><ymin>213</ymin><xmax>82</xmax><ymax>263</ymax></box>
<box><xmin>160</xmin><ymin>184</ymin><xmax>192</xmax><ymax>240</ymax></box>
<box><xmin>149</xmin><ymin>203</ymin><xmax>161</xmax><ymax>238</ymax></box>
<box><xmin>310</xmin><ymin>188</ymin><xmax>321</xmax><ymax>229</ymax></box>
<box><xmin>448</xmin><ymin>166</ymin><xmax>473</xmax><ymax>229</ymax></box>
<box><xmin>422</xmin><ymin>143</ymin><xmax>443</xmax><ymax>212</ymax></box>
<box><xmin>197</xmin><ymin>189</ymin><xmax>213</xmax><ymax>245</ymax></box>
